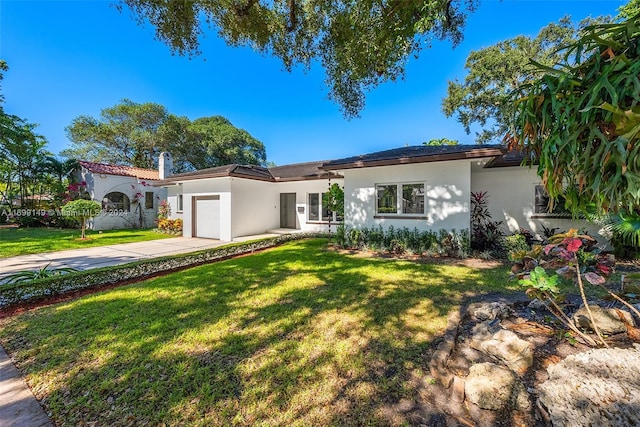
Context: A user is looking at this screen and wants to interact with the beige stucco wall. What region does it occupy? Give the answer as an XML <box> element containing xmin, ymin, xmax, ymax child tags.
<box><xmin>470</xmin><ymin>165</ymin><xmax>605</xmax><ymax>243</ymax></box>
<box><xmin>341</xmin><ymin>159</ymin><xmax>473</xmax><ymax>232</ymax></box>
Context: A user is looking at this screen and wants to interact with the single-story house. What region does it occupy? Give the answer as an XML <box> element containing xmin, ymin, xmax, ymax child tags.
<box><xmin>77</xmin><ymin>153</ymin><xmax>171</xmax><ymax>230</ymax></box>
<box><xmin>155</xmin><ymin>145</ymin><xmax>602</xmax><ymax>243</ymax></box>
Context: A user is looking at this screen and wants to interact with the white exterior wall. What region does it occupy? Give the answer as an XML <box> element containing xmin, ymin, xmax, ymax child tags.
<box><xmin>342</xmin><ymin>160</ymin><xmax>472</xmax><ymax>232</ymax></box>
<box><xmin>230</xmin><ymin>178</ymin><xmax>278</xmax><ymax>238</ymax></box>
<box><xmin>471</xmin><ymin>166</ymin><xmax>604</xmax><ymax>242</ymax></box>
<box><xmin>178</xmin><ymin>177</ymin><xmax>232</xmax><ymax>240</ymax></box>
<box><xmin>80</xmin><ymin>169</ymin><xmax>163</xmax><ymax>230</ymax></box>
<box><xmin>275</xmin><ymin>179</ymin><xmax>345</xmax><ymax>233</ymax></box>
<box><xmin>166</xmin><ymin>185</ymin><xmax>184</xmax><ymax>220</ymax></box>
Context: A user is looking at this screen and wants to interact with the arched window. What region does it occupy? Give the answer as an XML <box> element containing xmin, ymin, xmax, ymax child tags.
<box><xmin>102</xmin><ymin>192</ymin><xmax>130</xmax><ymax>211</ymax></box>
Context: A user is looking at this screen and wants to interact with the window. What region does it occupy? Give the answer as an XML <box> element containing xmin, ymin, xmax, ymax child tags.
<box><xmin>534</xmin><ymin>185</ymin><xmax>568</xmax><ymax>216</ymax></box>
<box><xmin>177</xmin><ymin>194</ymin><xmax>183</xmax><ymax>212</ymax></box>
<box><xmin>145</xmin><ymin>192</ymin><xmax>154</xmax><ymax>209</ymax></box>
<box><xmin>308</xmin><ymin>192</ymin><xmax>339</xmax><ymax>222</ymax></box>
<box><xmin>377</xmin><ymin>185</ymin><xmax>397</xmax><ymax>214</ymax></box>
<box><xmin>102</xmin><ymin>192</ymin><xmax>130</xmax><ymax>211</ymax></box>
<box><xmin>376</xmin><ymin>183</ymin><xmax>425</xmax><ymax>215</ymax></box>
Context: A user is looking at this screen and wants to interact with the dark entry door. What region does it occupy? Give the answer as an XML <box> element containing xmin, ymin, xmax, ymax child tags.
<box><xmin>280</xmin><ymin>193</ymin><xmax>297</xmax><ymax>229</ymax></box>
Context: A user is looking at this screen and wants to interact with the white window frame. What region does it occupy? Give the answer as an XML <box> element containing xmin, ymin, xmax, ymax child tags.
<box><xmin>307</xmin><ymin>192</ymin><xmax>341</xmax><ymax>223</ymax></box>
<box><xmin>375</xmin><ymin>182</ymin><xmax>426</xmax><ymax>217</ymax></box>
<box><xmin>177</xmin><ymin>194</ymin><xmax>184</xmax><ymax>213</ymax></box>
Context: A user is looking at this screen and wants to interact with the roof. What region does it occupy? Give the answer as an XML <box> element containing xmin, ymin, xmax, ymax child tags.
<box><xmin>154</xmin><ymin>161</ymin><xmax>341</xmax><ymax>185</ymax></box>
<box><xmin>269</xmin><ymin>161</ymin><xmax>337</xmax><ymax>181</ymax></box>
<box><xmin>321</xmin><ymin>144</ymin><xmax>505</xmax><ymax>171</ymax></box>
<box><xmin>79</xmin><ymin>161</ymin><xmax>159</xmax><ymax>180</ymax></box>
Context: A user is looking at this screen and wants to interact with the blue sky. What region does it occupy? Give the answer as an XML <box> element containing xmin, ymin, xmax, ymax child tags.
<box><xmin>0</xmin><ymin>0</ymin><xmax>625</xmax><ymax>166</ymax></box>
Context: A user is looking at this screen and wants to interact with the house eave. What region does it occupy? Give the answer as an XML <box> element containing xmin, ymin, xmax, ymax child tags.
<box><xmin>321</xmin><ymin>147</ymin><xmax>505</xmax><ymax>171</ymax></box>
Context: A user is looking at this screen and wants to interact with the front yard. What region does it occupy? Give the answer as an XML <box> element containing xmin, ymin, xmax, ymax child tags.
<box><xmin>0</xmin><ymin>239</ymin><xmax>514</xmax><ymax>425</ymax></box>
<box><xmin>0</xmin><ymin>227</ymin><xmax>173</xmax><ymax>258</ymax></box>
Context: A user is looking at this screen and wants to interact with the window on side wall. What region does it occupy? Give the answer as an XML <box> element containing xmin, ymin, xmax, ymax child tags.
<box><xmin>177</xmin><ymin>194</ymin><xmax>183</xmax><ymax>212</ymax></box>
<box><xmin>145</xmin><ymin>192</ymin><xmax>154</xmax><ymax>209</ymax></box>
<box><xmin>376</xmin><ymin>183</ymin><xmax>425</xmax><ymax>215</ymax></box>
<box><xmin>534</xmin><ymin>185</ymin><xmax>569</xmax><ymax>216</ymax></box>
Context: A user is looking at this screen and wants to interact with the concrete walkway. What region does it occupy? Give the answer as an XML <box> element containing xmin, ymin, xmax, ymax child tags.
<box><xmin>0</xmin><ymin>233</ymin><xmax>287</xmax><ymax>425</ymax></box>
<box><xmin>0</xmin><ymin>234</ymin><xmax>279</xmax><ymax>283</ymax></box>
<box><xmin>0</xmin><ymin>345</ymin><xmax>52</xmax><ymax>427</ymax></box>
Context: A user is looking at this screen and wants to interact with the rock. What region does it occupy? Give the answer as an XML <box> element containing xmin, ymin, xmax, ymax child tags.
<box><xmin>450</xmin><ymin>375</ymin><xmax>465</xmax><ymax>403</ymax></box>
<box><xmin>573</xmin><ymin>305</ymin><xmax>634</xmax><ymax>335</ymax></box>
<box><xmin>470</xmin><ymin>325</ymin><xmax>533</xmax><ymax>374</ymax></box>
<box><xmin>465</xmin><ymin>362</ymin><xmax>530</xmax><ymax>411</ymax></box>
<box><xmin>538</xmin><ymin>346</ymin><xmax>640</xmax><ymax>426</ymax></box>
<box><xmin>468</xmin><ymin>302</ymin><xmax>511</xmax><ymax>322</ymax></box>
<box><xmin>469</xmin><ymin>320</ymin><xmax>501</xmax><ymax>346</ymax></box>
<box><xmin>527</xmin><ymin>298</ymin><xmax>546</xmax><ymax>310</ymax></box>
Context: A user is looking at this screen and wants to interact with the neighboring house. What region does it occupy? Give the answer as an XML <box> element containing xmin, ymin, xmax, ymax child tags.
<box><xmin>77</xmin><ymin>154</ymin><xmax>171</xmax><ymax>230</ymax></box>
<box><xmin>155</xmin><ymin>145</ymin><xmax>601</xmax><ymax>243</ymax></box>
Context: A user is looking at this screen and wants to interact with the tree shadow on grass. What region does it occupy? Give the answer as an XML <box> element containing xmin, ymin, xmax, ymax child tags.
<box><xmin>0</xmin><ymin>239</ymin><xmax>512</xmax><ymax>425</ymax></box>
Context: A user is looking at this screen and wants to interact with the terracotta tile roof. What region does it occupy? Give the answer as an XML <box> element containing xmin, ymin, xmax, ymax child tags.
<box><xmin>78</xmin><ymin>161</ymin><xmax>159</xmax><ymax>180</ymax></box>
<box><xmin>321</xmin><ymin>144</ymin><xmax>505</xmax><ymax>170</ymax></box>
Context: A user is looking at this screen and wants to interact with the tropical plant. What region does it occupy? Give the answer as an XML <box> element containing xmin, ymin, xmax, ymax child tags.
<box><xmin>61</xmin><ymin>199</ymin><xmax>102</xmax><ymax>239</ymax></box>
<box><xmin>3</xmin><ymin>262</ymin><xmax>78</xmax><ymax>284</ymax></box>
<box><xmin>507</xmin><ymin>15</ymin><xmax>640</xmax><ymax>216</ymax></box>
<box><xmin>470</xmin><ymin>191</ymin><xmax>504</xmax><ymax>253</ymax></box>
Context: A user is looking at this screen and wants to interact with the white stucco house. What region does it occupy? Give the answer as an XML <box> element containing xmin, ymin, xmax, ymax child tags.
<box><xmin>77</xmin><ymin>154</ymin><xmax>171</xmax><ymax>230</ymax></box>
<box><xmin>154</xmin><ymin>145</ymin><xmax>600</xmax><ymax>243</ymax></box>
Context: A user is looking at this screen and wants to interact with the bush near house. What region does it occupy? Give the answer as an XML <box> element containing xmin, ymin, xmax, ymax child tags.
<box><xmin>335</xmin><ymin>225</ymin><xmax>469</xmax><ymax>257</ymax></box>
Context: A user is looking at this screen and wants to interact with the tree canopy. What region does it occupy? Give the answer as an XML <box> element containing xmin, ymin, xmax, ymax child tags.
<box><xmin>63</xmin><ymin>99</ymin><xmax>267</xmax><ymax>172</ymax></box>
<box><xmin>442</xmin><ymin>16</ymin><xmax>606</xmax><ymax>144</ymax></box>
<box><xmin>118</xmin><ymin>0</ymin><xmax>476</xmax><ymax>118</ymax></box>
<box><xmin>423</xmin><ymin>138</ymin><xmax>458</xmax><ymax>146</ymax></box>
<box><xmin>506</xmin><ymin>15</ymin><xmax>640</xmax><ymax>215</ymax></box>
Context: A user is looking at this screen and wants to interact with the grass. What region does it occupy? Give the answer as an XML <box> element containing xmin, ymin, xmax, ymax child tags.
<box><xmin>0</xmin><ymin>239</ymin><xmax>516</xmax><ymax>425</ymax></box>
<box><xmin>0</xmin><ymin>227</ymin><xmax>174</xmax><ymax>258</ymax></box>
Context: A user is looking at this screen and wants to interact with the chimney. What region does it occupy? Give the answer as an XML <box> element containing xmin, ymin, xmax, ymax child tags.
<box><xmin>159</xmin><ymin>152</ymin><xmax>173</xmax><ymax>180</ymax></box>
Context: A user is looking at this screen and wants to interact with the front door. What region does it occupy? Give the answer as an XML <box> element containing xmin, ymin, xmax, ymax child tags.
<box><xmin>280</xmin><ymin>193</ymin><xmax>297</xmax><ymax>229</ymax></box>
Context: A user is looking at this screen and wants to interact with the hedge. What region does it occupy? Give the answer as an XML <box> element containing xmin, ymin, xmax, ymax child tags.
<box><xmin>0</xmin><ymin>233</ymin><xmax>327</xmax><ymax>309</ymax></box>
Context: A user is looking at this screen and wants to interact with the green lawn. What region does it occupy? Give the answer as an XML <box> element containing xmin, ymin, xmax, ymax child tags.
<box><xmin>0</xmin><ymin>227</ymin><xmax>174</xmax><ymax>258</ymax></box>
<box><xmin>0</xmin><ymin>239</ymin><xmax>515</xmax><ymax>426</ymax></box>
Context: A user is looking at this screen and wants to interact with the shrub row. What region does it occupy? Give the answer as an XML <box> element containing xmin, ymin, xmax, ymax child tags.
<box><xmin>0</xmin><ymin>232</ymin><xmax>327</xmax><ymax>309</ymax></box>
<box><xmin>334</xmin><ymin>225</ymin><xmax>470</xmax><ymax>257</ymax></box>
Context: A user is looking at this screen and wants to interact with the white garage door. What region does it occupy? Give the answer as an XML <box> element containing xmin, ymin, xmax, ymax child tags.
<box><xmin>194</xmin><ymin>196</ymin><xmax>220</xmax><ymax>239</ymax></box>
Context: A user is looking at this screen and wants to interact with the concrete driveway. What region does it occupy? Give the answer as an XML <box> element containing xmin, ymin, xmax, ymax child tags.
<box><xmin>0</xmin><ymin>235</ymin><xmax>276</xmax><ymax>283</ymax></box>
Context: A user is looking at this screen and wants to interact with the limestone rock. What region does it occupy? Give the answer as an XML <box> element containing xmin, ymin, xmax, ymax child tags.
<box><xmin>465</xmin><ymin>362</ymin><xmax>530</xmax><ymax>411</ymax></box>
<box><xmin>468</xmin><ymin>302</ymin><xmax>511</xmax><ymax>322</ymax></box>
<box><xmin>470</xmin><ymin>325</ymin><xmax>533</xmax><ymax>374</ymax></box>
<box><xmin>538</xmin><ymin>346</ymin><xmax>640</xmax><ymax>426</ymax></box>
<box><xmin>573</xmin><ymin>305</ymin><xmax>634</xmax><ymax>335</ymax></box>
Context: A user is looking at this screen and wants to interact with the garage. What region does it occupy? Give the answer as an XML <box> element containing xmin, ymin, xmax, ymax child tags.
<box><xmin>193</xmin><ymin>195</ymin><xmax>220</xmax><ymax>239</ymax></box>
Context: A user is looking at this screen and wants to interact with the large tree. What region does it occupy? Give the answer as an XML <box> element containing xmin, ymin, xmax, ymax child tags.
<box><xmin>63</xmin><ymin>99</ymin><xmax>267</xmax><ymax>171</ymax></box>
<box><xmin>0</xmin><ymin>61</ymin><xmax>51</xmax><ymax>209</ymax></box>
<box><xmin>117</xmin><ymin>0</ymin><xmax>476</xmax><ymax>118</ymax></box>
<box><xmin>506</xmin><ymin>15</ymin><xmax>640</xmax><ymax>215</ymax></box>
<box><xmin>442</xmin><ymin>16</ymin><xmax>606</xmax><ymax>144</ymax></box>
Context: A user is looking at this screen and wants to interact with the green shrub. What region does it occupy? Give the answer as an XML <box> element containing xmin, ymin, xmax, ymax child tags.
<box><xmin>505</xmin><ymin>234</ymin><xmax>530</xmax><ymax>259</ymax></box>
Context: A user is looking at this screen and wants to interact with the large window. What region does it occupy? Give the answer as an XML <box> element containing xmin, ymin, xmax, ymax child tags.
<box><xmin>102</xmin><ymin>192</ymin><xmax>130</xmax><ymax>211</ymax></box>
<box><xmin>376</xmin><ymin>183</ymin><xmax>425</xmax><ymax>215</ymax></box>
<box><xmin>308</xmin><ymin>192</ymin><xmax>336</xmax><ymax>222</ymax></box>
